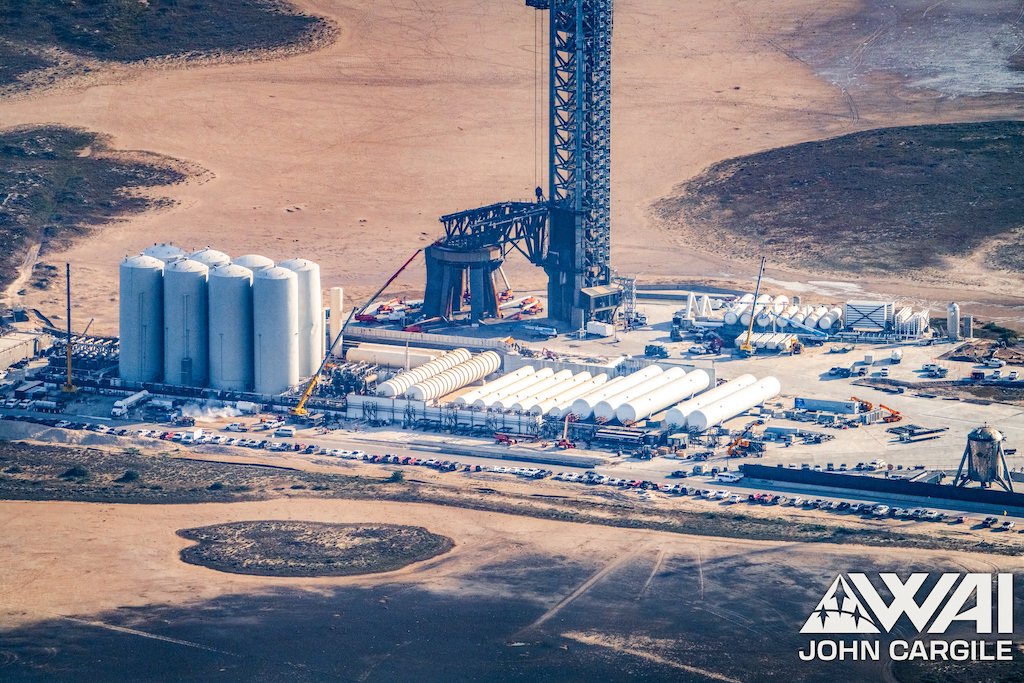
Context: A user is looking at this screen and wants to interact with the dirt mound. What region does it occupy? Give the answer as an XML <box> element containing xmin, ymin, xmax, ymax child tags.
<box><xmin>654</xmin><ymin>121</ymin><xmax>1024</xmax><ymax>275</ymax></box>
<box><xmin>178</xmin><ymin>521</ymin><xmax>453</xmax><ymax>577</ymax></box>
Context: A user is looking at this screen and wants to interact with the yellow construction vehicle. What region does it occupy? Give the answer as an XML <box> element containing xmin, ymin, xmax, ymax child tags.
<box><xmin>738</xmin><ymin>256</ymin><xmax>766</xmax><ymax>358</ymax></box>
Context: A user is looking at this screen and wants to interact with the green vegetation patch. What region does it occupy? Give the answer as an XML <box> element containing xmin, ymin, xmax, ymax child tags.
<box><xmin>654</xmin><ymin>121</ymin><xmax>1024</xmax><ymax>274</ymax></box>
<box><xmin>0</xmin><ymin>125</ymin><xmax>187</xmax><ymax>292</ymax></box>
<box><xmin>0</xmin><ymin>0</ymin><xmax>323</xmax><ymax>65</ymax></box>
<box><xmin>178</xmin><ymin>521</ymin><xmax>454</xmax><ymax>577</ymax></box>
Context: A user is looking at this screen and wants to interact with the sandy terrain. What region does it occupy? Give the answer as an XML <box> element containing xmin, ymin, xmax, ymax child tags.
<box><xmin>1</xmin><ymin>0</ymin><xmax>1022</xmax><ymax>333</ymax></box>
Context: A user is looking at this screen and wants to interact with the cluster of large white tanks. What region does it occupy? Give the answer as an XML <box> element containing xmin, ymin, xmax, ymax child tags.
<box><xmin>722</xmin><ymin>291</ymin><xmax>844</xmax><ymax>331</ymax></box>
<box><xmin>664</xmin><ymin>375</ymin><xmax>781</xmax><ymax>431</ymax></box>
<box><xmin>119</xmin><ymin>244</ymin><xmax>323</xmax><ymax>395</ymax></box>
<box><xmin>407</xmin><ymin>352</ymin><xmax>502</xmax><ymax>401</ymax></box>
<box><xmin>377</xmin><ymin>349</ymin><xmax>471</xmax><ymax>397</ymax></box>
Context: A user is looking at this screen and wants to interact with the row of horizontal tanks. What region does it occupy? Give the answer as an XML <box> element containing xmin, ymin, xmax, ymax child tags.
<box><xmin>721</xmin><ymin>294</ymin><xmax>842</xmax><ymax>331</ymax></box>
<box><xmin>119</xmin><ymin>244</ymin><xmax>324</xmax><ymax>395</ymax></box>
<box><xmin>375</xmin><ymin>349</ymin><xmax>780</xmax><ymax>431</ymax></box>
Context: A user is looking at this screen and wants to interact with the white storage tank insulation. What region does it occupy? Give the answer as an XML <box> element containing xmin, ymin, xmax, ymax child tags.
<box><xmin>615</xmin><ymin>369</ymin><xmax>711</xmax><ymax>424</ymax></box>
<box><xmin>118</xmin><ymin>254</ymin><xmax>165</xmax><ymax>383</ymax></box>
<box><xmin>253</xmin><ymin>266</ymin><xmax>299</xmax><ymax>395</ymax></box>
<box><xmin>512</xmin><ymin>371</ymin><xmax>592</xmax><ymax>413</ymax></box>
<box><xmin>687</xmin><ymin>377</ymin><xmax>782</xmax><ymax>432</ymax></box>
<box><xmin>592</xmin><ymin>367</ymin><xmax>686</xmax><ymax>422</ymax></box>
<box><xmin>569</xmin><ymin>366</ymin><xmax>664</xmax><ymax>419</ymax></box>
<box><xmin>279</xmin><ymin>258</ymin><xmax>324</xmax><ymax>378</ymax></box>
<box><xmin>346</xmin><ymin>344</ymin><xmax>444</xmax><ymax>369</ymax></box>
<box><xmin>143</xmin><ymin>243</ymin><xmax>186</xmax><ymax>264</ymax></box>
<box><xmin>493</xmin><ymin>370</ymin><xmax>574</xmax><ymax>411</ymax></box>
<box><xmin>475</xmin><ymin>368</ymin><xmax>554</xmax><ymax>408</ymax></box>
<box><xmin>208</xmin><ymin>263</ymin><xmax>254</xmax><ymax>391</ymax></box>
<box><xmin>408</xmin><ymin>352</ymin><xmax>502</xmax><ymax>402</ymax></box>
<box><xmin>378</xmin><ymin>348</ymin><xmax>471</xmax><ymax>397</ymax></box>
<box><xmin>542</xmin><ymin>373</ymin><xmax>610</xmax><ymax>417</ymax></box>
<box><xmin>190</xmin><ymin>247</ymin><xmax>231</xmax><ymax>269</ymax></box>
<box><xmin>233</xmin><ymin>254</ymin><xmax>275</xmax><ymax>272</ymax></box>
<box><xmin>454</xmin><ymin>366</ymin><xmax>535</xmax><ymax>406</ymax></box>
<box><xmin>664</xmin><ymin>374</ymin><xmax>757</xmax><ymax>427</ymax></box>
<box><xmin>163</xmin><ymin>258</ymin><xmax>210</xmax><ymax>387</ymax></box>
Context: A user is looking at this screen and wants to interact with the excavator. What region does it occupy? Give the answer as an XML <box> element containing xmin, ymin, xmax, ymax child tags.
<box><xmin>738</xmin><ymin>256</ymin><xmax>766</xmax><ymax>358</ymax></box>
<box><xmin>291</xmin><ymin>249</ymin><xmax>422</xmax><ymax>417</ymax></box>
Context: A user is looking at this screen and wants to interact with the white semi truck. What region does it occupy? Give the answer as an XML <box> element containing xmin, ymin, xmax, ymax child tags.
<box><xmin>111</xmin><ymin>390</ymin><xmax>150</xmax><ymax>417</ymax></box>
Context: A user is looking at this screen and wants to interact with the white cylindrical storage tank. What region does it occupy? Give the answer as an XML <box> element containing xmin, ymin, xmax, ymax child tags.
<box><xmin>616</xmin><ymin>369</ymin><xmax>712</xmax><ymax>424</ymax></box>
<box><xmin>723</xmin><ymin>306</ymin><xmax>739</xmax><ymax>326</ymax></box>
<box><xmin>118</xmin><ymin>254</ymin><xmax>164</xmax><ymax>383</ymax></box>
<box><xmin>475</xmin><ymin>367</ymin><xmax>554</xmax><ymax>408</ymax></box>
<box><xmin>739</xmin><ymin>293</ymin><xmax>755</xmax><ymax>304</ymax></box>
<box><xmin>163</xmin><ymin>259</ymin><xmax>210</xmax><ymax>387</ymax></box>
<box><xmin>407</xmin><ymin>352</ymin><xmax>502</xmax><ymax>401</ymax></box>
<box><xmin>328</xmin><ymin>287</ymin><xmax>344</xmax><ymax>356</ymax></box>
<box><xmin>455</xmin><ymin>366</ymin><xmax>535</xmax><ymax>406</ymax></box>
<box><xmin>593</xmin><ymin>367</ymin><xmax>686</xmax><ymax>422</ymax></box>
<box><xmin>772</xmin><ymin>295</ymin><xmax>789</xmax><ymax>313</ymax></box>
<box><xmin>190</xmin><ymin>247</ymin><xmax>231</xmax><ymax>269</ymax></box>
<box><xmin>819</xmin><ymin>306</ymin><xmax>843</xmax><ymax>330</ymax></box>
<box><xmin>347</xmin><ymin>345</ymin><xmax>441</xmax><ymax>369</ymax></box>
<box><xmin>541</xmin><ymin>373</ymin><xmax>609</xmax><ymax>417</ymax></box>
<box><xmin>805</xmin><ymin>306</ymin><xmax>827</xmax><ymax>329</ymax></box>
<box><xmin>509</xmin><ymin>370</ymin><xmax>581</xmax><ymax>412</ymax></box>
<box><xmin>947</xmin><ymin>302</ymin><xmax>960</xmax><ymax>341</ymax></box>
<box><xmin>519</xmin><ymin>371</ymin><xmax>593</xmax><ymax>414</ymax></box>
<box><xmin>494</xmin><ymin>369</ymin><xmax>573</xmax><ymax>411</ymax></box>
<box><xmin>208</xmin><ymin>264</ymin><xmax>254</xmax><ymax>391</ymax></box>
<box><xmin>378</xmin><ymin>348</ymin><xmax>471</xmax><ymax>397</ymax></box>
<box><xmin>570</xmin><ymin>365</ymin><xmax>664</xmax><ymax>419</ymax></box>
<box><xmin>233</xmin><ymin>254</ymin><xmax>275</xmax><ymax>272</ymax></box>
<box><xmin>143</xmin><ymin>243</ymin><xmax>186</xmax><ymax>264</ymax></box>
<box><xmin>279</xmin><ymin>258</ymin><xmax>323</xmax><ymax>378</ymax></box>
<box><xmin>755</xmin><ymin>306</ymin><xmax>773</xmax><ymax>327</ymax></box>
<box><xmin>253</xmin><ymin>267</ymin><xmax>299</xmax><ymax>395</ymax></box>
<box><xmin>687</xmin><ymin>377</ymin><xmax>781</xmax><ymax>432</ymax></box>
<box><xmin>664</xmin><ymin>374</ymin><xmax>757</xmax><ymax>427</ymax></box>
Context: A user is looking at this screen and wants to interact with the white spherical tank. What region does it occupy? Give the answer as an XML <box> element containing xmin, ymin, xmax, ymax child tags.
<box><xmin>378</xmin><ymin>349</ymin><xmax>471</xmax><ymax>397</ymax></box>
<box><xmin>208</xmin><ymin>264</ymin><xmax>254</xmax><ymax>391</ymax></box>
<box><xmin>253</xmin><ymin>266</ymin><xmax>299</xmax><ymax>395</ymax></box>
<box><xmin>190</xmin><ymin>247</ymin><xmax>231</xmax><ymax>269</ymax></box>
<box><xmin>616</xmin><ymin>369</ymin><xmax>712</xmax><ymax>424</ymax></box>
<box><xmin>593</xmin><ymin>367</ymin><xmax>686</xmax><ymax>422</ymax></box>
<box><xmin>455</xmin><ymin>366</ymin><xmax>535</xmax><ymax>406</ymax></box>
<box><xmin>540</xmin><ymin>373</ymin><xmax>609</xmax><ymax>417</ymax></box>
<box><xmin>279</xmin><ymin>258</ymin><xmax>324</xmax><ymax>378</ymax></box>
<box><xmin>118</xmin><ymin>254</ymin><xmax>165</xmax><ymax>383</ymax></box>
<box><xmin>143</xmin><ymin>243</ymin><xmax>186</xmax><ymax>264</ymax></box>
<box><xmin>570</xmin><ymin>366</ymin><xmax>664</xmax><ymax>419</ymax></box>
<box><xmin>163</xmin><ymin>259</ymin><xmax>210</xmax><ymax>386</ymax></box>
<box><xmin>687</xmin><ymin>377</ymin><xmax>781</xmax><ymax>432</ymax></box>
<box><xmin>664</xmin><ymin>374</ymin><xmax>757</xmax><ymax>427</ymax></box>
<box><xmin>474</xmin><ymin>367</ymin><xmax>554</xmax><ymax>408</ymax></box>
<box><xmin>233</xmin><ymin>254</ymin><xmax>275</xmax><ymax>272</ymax></box>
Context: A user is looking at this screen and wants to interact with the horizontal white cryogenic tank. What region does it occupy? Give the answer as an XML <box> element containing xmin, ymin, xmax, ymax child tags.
<box><xmin>474</xmin><ymin>367</ymin><xmax>554</xmax><ymax>408</ymax></box>
<box><xmin>687</xmin><ymin>377</ymin><xmax>781</xmax><ymax>432</ymax></box>
<box><xmin>818</xmin><ymin>306</ymin><xmax>843</xmax><ymax>330</ymax></box>
<box><xmin>592</xmin><ymin>367</ymin><xmax>687</xmax><ymax>422</ymax></box>
<box><xmin>615</xmin><ymin>369</ymin><xmax>712</xmax><ymax>424</ymax></box>
<box><xmin>407</xmin><ymin>352</ymin><xmax>502</xmax><ymax>401</ymax></box>
<box><xmin>454</xmin><ymin>366</ymin><xmax>535</xmax><ymax>406</ymax></box>
<box><xmin>377</xmin><ymin>348</ymin><xmax>471</xmax><ymax>397</ymax></box>
<box><xmin>279</xmin><ymin>258</ymin><xmax>323</xmax><ymax>378</ymax></box>
<box><xmin>541</xmin><ymin>373</ymin><xmax>609</xmax><ymax>417</ymax></box>
<box><xmin>346</xmin><ymin>344</ymin><xmax>444</xmax><ymax>369</ymax></box>
<box><xmin>771</xmin><ymin>295</ymin><xmax>789</xmax><ymax>313</ymax></box>
<box><xmin>233</xmin><ymin>254</ymin><xmax>275</xmax><ymax>272</ymax></box>
<box><xmin>163</xmin><ymin>258</ymin><xmax>209</xmax><ymax>387</ymax></box>
<box><xmin>493</xmin><ymin>370</ymin><xmax>574</xmax><ymax>411</ymax></box>
<box><xmin>119</xmin><ymin>254</ymin><xmax>164</xmax><ymax>383</ymax></box>
<box><xmin>804</xmin><ymin>306</ymin><xmax>828</xmax><ymax>329</ymax></box>
<box><xmin>253</xmin><ymin>266</ymin><xmax>299</xmax><ymax>395</ymax></box>
<box><xmin>663</xmin><ymin>374</ymin><xmax>757</xmax><ymax>427</ymax></box>
<box><xmin>143</xmin><ymin>243</ymin><xmax>186</xmax><ymax>264</ymax></box>
<box><xmin>190</xmin><ymin>247</ymin><xmax>231</xmax><ymax>269</ymax></box>
<box><xmin>569</xmin><ymin>365</ymin><xmax>664</xmax><ymax>419</ymax></box>
<box><xmin>755</xmin><ymin>307</ymin><xmax>774</xmax><ymax>327</ymax></box>
<box><xmin>513</xmin><ymin>371</ymin><xmax>593</xmax><ymax>414</ymax></box>
<box><xmin>208</xmin><ymin>264</ymin><xmax>254</xmax><ymax>391</ymax></box>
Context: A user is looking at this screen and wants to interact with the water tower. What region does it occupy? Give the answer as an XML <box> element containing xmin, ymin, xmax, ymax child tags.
<box><xmin>955</xmin><ymin>425</ymin><xmax>1014</xmax><ymax>493</ymax></box>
